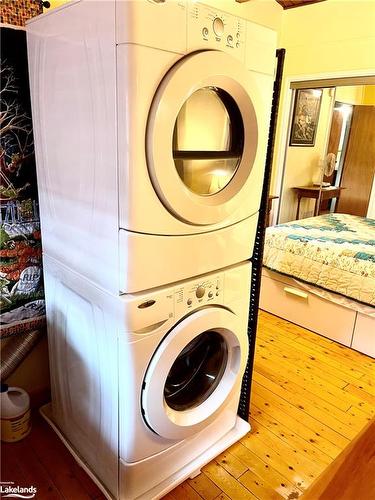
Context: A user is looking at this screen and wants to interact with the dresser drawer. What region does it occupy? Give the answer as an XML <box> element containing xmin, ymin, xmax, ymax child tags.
<box><xmin>260</xmin><ymin>271</ymin><xmax>356</xmax><ymax>346</ymax></box>
<box><xmin>351</xmin><ymin>313</ymin><xmax>375</xmax><ymax>358</ymax></box>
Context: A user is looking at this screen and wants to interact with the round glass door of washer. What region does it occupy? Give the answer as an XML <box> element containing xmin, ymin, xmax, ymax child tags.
<box><xmin>164</xmin><ymin>330</ymin><xmax>228</xmax><ymax>411</ymax></box>
<box><xmin>172</xmin><ymin>87</ymin><xmax>244</xmax><ymax>196</ymax></box>
<box><xmin>141</xmin><ymin>305</ymin><xmax>246</xmax><ymax>439</ymax></box>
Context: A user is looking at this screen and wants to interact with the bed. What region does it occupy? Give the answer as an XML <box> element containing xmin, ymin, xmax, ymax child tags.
<box><xmin>260</xmin><ymin>213</ymin><xmax>375</xmax><ymax>357</ymax></box>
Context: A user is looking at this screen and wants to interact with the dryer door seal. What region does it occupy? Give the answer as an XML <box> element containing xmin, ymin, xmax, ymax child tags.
<box><xmin>146</xmin><ymin>50</ymin><xmax>260</xmax><ymax>226</ymax></box>
<box><xmin>141</xmin><ymin>307</ymin><xmax>248</xmax><ymax>440</ymax></box>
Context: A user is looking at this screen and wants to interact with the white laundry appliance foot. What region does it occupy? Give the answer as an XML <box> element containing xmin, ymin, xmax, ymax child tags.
<box><xmin>189</xmin><ymin>469</ymin><xmax>202</xmax><ymax>479</ymax></box>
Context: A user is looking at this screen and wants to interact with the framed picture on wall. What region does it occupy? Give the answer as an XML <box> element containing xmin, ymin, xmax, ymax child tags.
<box><xmin>289</xmin><ymin>88</ymin><xmax>323</xmax><ymax>146</ymax></box>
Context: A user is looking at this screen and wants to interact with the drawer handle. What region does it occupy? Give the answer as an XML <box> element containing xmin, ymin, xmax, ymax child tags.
<box><xmin>284</xmin><ymin>287</ymin><xmax>308</xmax><ymax>299</ymax></box>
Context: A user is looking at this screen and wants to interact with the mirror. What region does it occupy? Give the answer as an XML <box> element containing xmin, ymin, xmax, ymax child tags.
<box><xmin>276</xmin><ymin>84</ymin><xmax>375</xmax><ymax>224</ymax></box>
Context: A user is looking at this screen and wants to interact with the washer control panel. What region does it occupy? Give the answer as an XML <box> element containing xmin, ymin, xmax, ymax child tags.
<box><xmin>129</xmin><ymin>262</ymin><xmax>251</xmax><ymax>334</ymax></box>
<box><xmin>188</xmin><ymin>3</ymin><xmax>246</xmax><ymax>60</ymax></box>
<box><xmin>174</xmin><ymin>273</ymin><xmax>224</xmax><ymax>315</ymax></box>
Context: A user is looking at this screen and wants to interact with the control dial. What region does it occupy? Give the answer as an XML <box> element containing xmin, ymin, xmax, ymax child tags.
<box><xmin>213</xmin><ymin>17</ymin><xmax>224</xmax><ymax>37</ymax></box>
<box><xmin>196</xmin><ymin>286</ymin><xmax>205</xmax><ymax>299</ymax></box>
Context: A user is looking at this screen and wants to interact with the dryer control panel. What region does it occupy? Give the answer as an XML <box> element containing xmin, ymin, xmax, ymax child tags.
<box><xmin>187</xmin><ymin>2</ymin><xmax>246</xmax><ymax>61</ymax></box>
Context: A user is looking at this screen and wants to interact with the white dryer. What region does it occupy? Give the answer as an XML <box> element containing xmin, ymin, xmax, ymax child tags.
<box><xmin>42</xmin><ymin>257</ymin><xmax>252</xmax><ymax>499</ymax></box>
<box><xmin>27</xmin><ymin>0</ymin><xmax>276</xmax><ymax>294</ymax></box>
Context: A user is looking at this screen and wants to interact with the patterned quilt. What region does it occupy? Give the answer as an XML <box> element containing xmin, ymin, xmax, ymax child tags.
<box><xmin>263</xmin><ymin>214</ymin><xmax>375</xmax><ymax>306</ymax></box>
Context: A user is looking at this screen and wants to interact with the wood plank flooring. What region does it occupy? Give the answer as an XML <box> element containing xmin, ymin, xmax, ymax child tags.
<box><xmin>167</xmin><ymin>311</ymin><xmax>375</xmax><ymax>500</ymax></box>
<box><xmin>1</xmin><ymin>311</ymin><xmax>374</xmax><ymax>499</ymax></box>
<box><xmin>1</xmin><ymin>414</ymin><xmax>105</xmax><ymax>500</ymax></box>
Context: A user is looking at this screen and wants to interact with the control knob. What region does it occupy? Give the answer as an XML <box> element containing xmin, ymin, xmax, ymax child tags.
<box><xmin>213</xmin><ymin>17</ymin><xmax>224</xmax><ymax>37</ymax></box>
<box><xmin>196</xmin><ymin>286</ymin><xmax>205</xmax><ymax>299</ymax></box>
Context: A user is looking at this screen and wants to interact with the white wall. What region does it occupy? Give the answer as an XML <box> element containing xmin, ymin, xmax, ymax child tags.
<box><xmin>336</xmin><ymin>86</ymin><xmax>365</xmax><ymax>105</ymax></box>
<box><xmin>271</xmin><ymin>0</ymin><xmax>375</xmax><ymax>223</ymax></box>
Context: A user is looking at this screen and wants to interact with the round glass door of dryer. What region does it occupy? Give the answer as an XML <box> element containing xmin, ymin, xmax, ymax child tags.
<box><xmin>141</xmin><ymin>307</ymin><xmax>247</xmax><ymax>440</ymax></box>
<box><xmin>172</xmin><ymin>87</ymin><xmax>244</xmax><ymax>196</ymax></box>
<box><xmin>146</xmin><ymin>50</ymin><xmax>259</xmax><ymax>226</ymax></box>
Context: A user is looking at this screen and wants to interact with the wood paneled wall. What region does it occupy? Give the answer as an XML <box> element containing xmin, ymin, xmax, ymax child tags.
<box><xmin>276</xmin><ymin>0</ymin><xmax>326</xmax><ymax>9</ymax></box>
<box><xmin>1</xmin><ymin>0</ymin><xmax>42</xmax><ymax>27</ymax></box>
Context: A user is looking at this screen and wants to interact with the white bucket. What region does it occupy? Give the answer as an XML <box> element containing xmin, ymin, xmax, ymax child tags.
<box><xmin>1</xmin><ymin>384</ymin><xmax>31</xmax><ymax>442</ymax></box>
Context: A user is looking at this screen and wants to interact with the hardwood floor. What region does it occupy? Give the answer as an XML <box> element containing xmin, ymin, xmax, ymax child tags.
<box><xmin>168</xmin><ymin>311</ymin><xmax>375</xmax><ymax>499</ymax></box>
<box><xmin>1</xmin><ymin>311</ymin><xmax>374</xmax><ymax>499</ymax></box>
<box><xmin>1</xmin><ymin>413</ymin><xmax>105</xmax><ymax>500</ymax></box>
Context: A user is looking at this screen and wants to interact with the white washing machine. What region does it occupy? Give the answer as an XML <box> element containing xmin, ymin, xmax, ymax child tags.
<box><xmin>27</xmin><ymin>0</ymin><xmax>276</xmax><ymax>294</ymax></box>
<box><xmin>42</xmin><ymin>256</ymin><xmax>252</xmax><ymax>499</ymax></box>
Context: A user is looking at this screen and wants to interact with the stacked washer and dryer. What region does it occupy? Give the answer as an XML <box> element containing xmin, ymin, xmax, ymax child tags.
<box><xmin>27</xmin><ymin>1</ymin><xmax>276</xmax><ymax>499</ymax></box>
